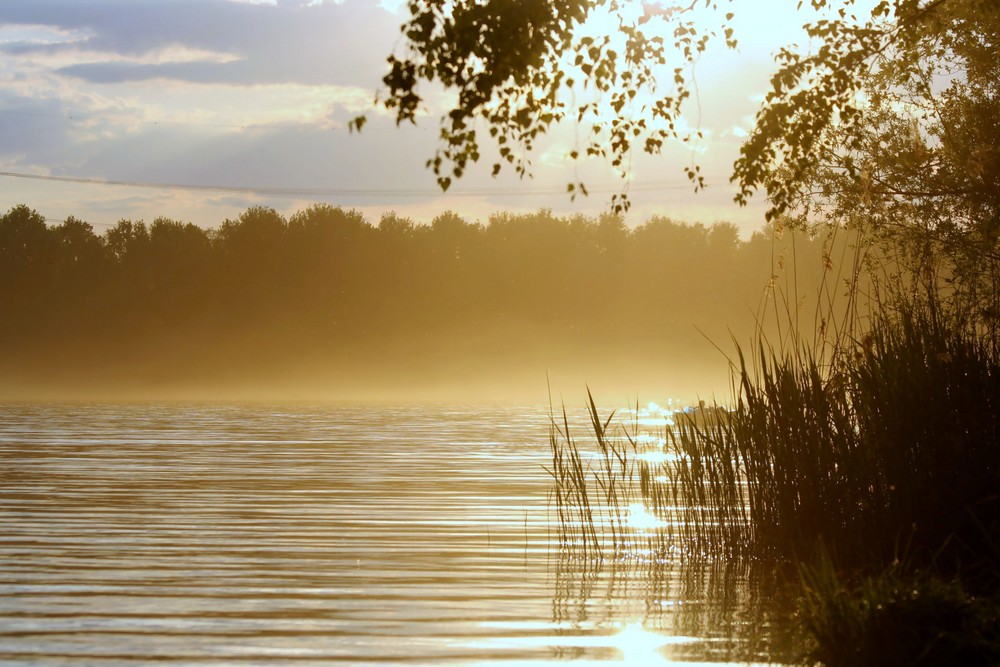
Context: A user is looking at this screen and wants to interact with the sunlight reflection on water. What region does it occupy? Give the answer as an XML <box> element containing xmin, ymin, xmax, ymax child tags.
<box><xmin>0</xmin><ymin>402</ymin><xmax>789</xmax><ymax>665</ymax></box>
<box><xmin>471</xmin><ymin>621</ymin><xmax>776</xmax><ymax>666</ymax></box>
<box><xmin>627</xmin><ymin>502</ymin><xmax>671</xmax><ymax>530</ymax></box>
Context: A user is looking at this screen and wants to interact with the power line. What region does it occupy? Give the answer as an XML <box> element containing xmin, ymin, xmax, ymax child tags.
<box><xmin>0</xmin><ymin>108</ymin><xmax>310</xmax><ymax>131</ymax></box>
<box><xmin>0</xmin><ymin>169</ymin><xmax>709</xmax><ymax>199</ymax></box>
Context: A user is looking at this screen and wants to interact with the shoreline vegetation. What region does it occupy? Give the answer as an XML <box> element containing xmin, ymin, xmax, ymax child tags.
<box><xmin>550</xmin><ymin>301</ymin><xmax>1000</xmax><ymax>663</ymax></box>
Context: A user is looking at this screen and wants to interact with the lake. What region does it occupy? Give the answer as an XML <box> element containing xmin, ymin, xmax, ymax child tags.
<box><xmin>0</xmin><ymin>403</ymin><xmax>790</xmax><ymax>665</ymax></box>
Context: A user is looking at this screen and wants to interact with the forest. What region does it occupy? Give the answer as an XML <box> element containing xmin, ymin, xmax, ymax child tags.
<box><xmin>0</xmin><ymin>202</ymin><xmax>843</xmax><ymax>402</ymax></box>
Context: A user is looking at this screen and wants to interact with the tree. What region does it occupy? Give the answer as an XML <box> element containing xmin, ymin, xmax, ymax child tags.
<box><xmin>53</xmin><ymin>216</ymin><xmax>104</xmax><ymax>267</ymax></box>
<box><xmin>105</xmin><ymin>219</ymin><xmax>150</xmax><ymax>264</ymax></box>
<box><xmin>286</xmin><ymin>205</ymin><xmax>372</xmax><ymax>316</ymax></box>
<box><xmin>215</xmin><ymin>206</ymin><xmax>291</xmax><ymax>317</ymax></box>
<box><xmin>785</xmin><ymin>3</ymin><xmax>1000</xmax><ymax>326</ymax></box>
<box><xmin>359</xmin><ymin>0</ymin><xmax>998</xmax><ymax>217</ymax></box>
<box><xmin>0</xmin><ymin>205</ymin><xmax>55</xmax><ymax>332</ymax></box>
<box><xmin>146</xmin><ymin>218</ymin><xmax>214</xmax><ymax>315</ymax></box>
<box><xmin>288</xmin><ymin>204</ymin><xmax>369</xmax><ymax>251</ymax></box>
<box><xmin>52</xmin><ymin>216</ymin><xmax>108</xmax><ymax>293</ymax></box>
<box><xmin>0</xmin><ymin>204</ymin><xmax>52</xmax><ymax>271</ymax></box>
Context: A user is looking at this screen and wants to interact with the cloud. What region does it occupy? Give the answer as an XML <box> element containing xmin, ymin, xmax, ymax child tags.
<box><xmin>0</xmin><ymin>0</ymin><xmax>401</xmax><ymax>87</ymax></box>
<box><xmin>0</xmin><ymin>0</ymin><xmax>408</xmax><ymax>177</ymax></box>
<box><xmin>0</xmin><ymin>0</ymin><xmax>780</xmax><ymax>235</ymax></box>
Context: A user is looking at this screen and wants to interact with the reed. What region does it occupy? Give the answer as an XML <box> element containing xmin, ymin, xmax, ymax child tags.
<box><xmin>546</xmin><ymin>401</ymin><xmax>601</xmax><ymax>557</ymax></box>
<box><xmin>547</xmin><ymin>390</ymin><xmax>749</xmax><ymax>561</ymax></box>
<box><xmin>736</xmin><ymin>308</ymin><xmax>1000</xmax><ymax>575</ymax></box>
<box><xmin>549</xmin><ymin>304</ymin><xmax>1000</xmax><ymax>581</ymax></box>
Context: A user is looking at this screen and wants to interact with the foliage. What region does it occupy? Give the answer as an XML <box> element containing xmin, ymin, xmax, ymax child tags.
<box><xmin>364</xmin><ymin>0</ymin><xmax>998</xmax><ymax>216</ymax></box>
<box><xmin>736</xmin><ymin>0</ymin><xmax>999</xmax><ymax>215</ymax></box>
<box><xmin>790</xmin><ymin>3</ymin><xmax>1000</xmax><ymax>332</ymax></box>
<box><xmin>798</xmin><ymin>555</ymin><xmax>1000</xmax><ymax>666</ymax></box>
<box><xmin>362</xmin><ymin>0</ymin><xmax>738</xmax><ymax>212</ymax></box>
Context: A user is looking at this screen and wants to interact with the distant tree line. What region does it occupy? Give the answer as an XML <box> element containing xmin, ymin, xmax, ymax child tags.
<box><xmin>0</xmin><ymin>203</ymin><xmax>848</xmax><ymax>395</ymax></box>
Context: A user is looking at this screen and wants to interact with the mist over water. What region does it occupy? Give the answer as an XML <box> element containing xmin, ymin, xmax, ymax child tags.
<box><xmin>0</xmin><ymin>205</ymin><xmax>856</xmax><ymax>405</ymax></box>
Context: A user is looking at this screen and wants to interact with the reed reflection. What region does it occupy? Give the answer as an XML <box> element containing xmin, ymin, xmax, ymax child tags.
<box><xmin>547</xmin><ymin>398</ymin><xmax>798</xmax><ymax>664</ymax></box>
<box><xmin>549</xmin><ymin>546</ymin><xmax>795</xmax><ymax>664</ymax></box>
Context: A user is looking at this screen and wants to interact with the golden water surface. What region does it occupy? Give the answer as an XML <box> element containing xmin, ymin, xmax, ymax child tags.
<box><xmin>0</xmin><ymin>403</ymin><xmax>788</xmax><ymax>665</ymax></box>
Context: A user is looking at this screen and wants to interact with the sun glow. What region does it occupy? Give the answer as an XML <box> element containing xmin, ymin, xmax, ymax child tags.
<box><xmin>627</xmin><ymin>502</ymin><xmax>669</xmax><ymax>531</ymax></box>
<box><xmin>612</xmin><ymin>622</ymin><xmax>698</xmax><ymax>665</ymax></box>
<box><xmin>631</xmin><ymin>401</ymin><xmax>677</xmax><ymax>426</ymax></box>
<box><xmin>473</xmin><ymin>620</ymin><xmax>701</xmax><ymax>664</ymax></box>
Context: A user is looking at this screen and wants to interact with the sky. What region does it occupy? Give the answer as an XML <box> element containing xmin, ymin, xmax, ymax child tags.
<box><xmin>0</xmin><ymin>0</ymin><xmax>838</xmax><ymax>236</ymax></box>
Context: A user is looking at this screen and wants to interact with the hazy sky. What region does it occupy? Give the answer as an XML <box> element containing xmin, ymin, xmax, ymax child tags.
<box><xmin>0</xmin><ymin>0</ymin><xmax>835</xmax><ymax>235</ymax></box>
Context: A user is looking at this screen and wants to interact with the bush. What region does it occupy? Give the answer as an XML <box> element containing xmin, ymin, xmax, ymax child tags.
<box><xmin>798</xmin><ymin>556</ymin><xmax>1000</xmax><ymax>666</ymax></box>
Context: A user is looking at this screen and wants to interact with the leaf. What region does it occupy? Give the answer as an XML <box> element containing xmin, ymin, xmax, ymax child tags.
<box><xmin>347</xmin><ymin>115</ymin><xmax>367</xmax><ymax>134</ymax></box>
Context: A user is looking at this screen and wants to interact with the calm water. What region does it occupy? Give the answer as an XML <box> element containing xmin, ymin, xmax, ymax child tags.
<box><xmin>0</xmin><ymin>403</ymin><xmax>788</xmax><ymax>665</ymax></box>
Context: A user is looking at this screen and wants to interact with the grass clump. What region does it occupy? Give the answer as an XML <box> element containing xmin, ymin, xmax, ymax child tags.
<box><xmin>798</xmin><ymin>554</ymin><xmax>1000</xmax><ymax>666</ymax></box>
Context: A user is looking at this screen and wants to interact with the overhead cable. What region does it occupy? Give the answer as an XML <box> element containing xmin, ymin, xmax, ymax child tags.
<box><xmin>0</xmin><ymin>169</ymin><xmax>711</xmax><ymax>199</ymax></box>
